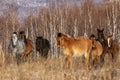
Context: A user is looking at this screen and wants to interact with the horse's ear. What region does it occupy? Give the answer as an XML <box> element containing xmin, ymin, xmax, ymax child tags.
<box><xmin>57</xmin><ymin>33</ymin><xmax>62</xmax><ymax>37</ymax></box>
<box><xmin>97</xmin><ymin>29</ymin><xmax>100</xmax><ymax>32</ymax></box>
<box><xmin>13</xmin><ymin>32</ymin><xmax>18</xmax><ymax>35</ymax></box>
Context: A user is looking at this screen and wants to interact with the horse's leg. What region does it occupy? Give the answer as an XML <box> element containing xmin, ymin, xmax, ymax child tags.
<box><xmin>108</xmin><ymin>50</ymin><xmax>112</xmax><ymax>62</ymax></box>
<box><xmin>114</xmin><ymin>51</ymin><xmax>118</xmax><ymax>62</ymax></box>
<box><xmin>65</xmin><ymin>53</ymin><xmax>73</xmax><ymax>69</ymax></box>
<box><xmin>91</xmin><ymin>53</ymin><xmax>95</xmax><ymax>67</ymax></box>
<box><xmin>44</xmin><ymin>48</ymin><xmax>49</xmax><ymax>59</ymax></box>
<box><xmin>25</xmin><ymin>49</ymin><xmax>32</xmax><ymax>63</ymax></box>
<box><xmin>26</xmin><ymin>54</ymin><xmax>30</xmax><ymax>63</ymax></box>
<box><xmin>85</xmin><ymin>52</ymin><xmax>90</xmax><ymax>70</ymax></box>
<box><xmin>97</xmin><ymin>56</ymin><xmax>101</xmax><ymax>65</ymax></box>
<box><xmin>114</xmin><ymin>48</ymin><xmax>119</xmax><ymax>62</ymax></box>
<box><xmin>41</xmin><ymin>49</ymin><xmax>44</xmax><ymax>58</ymax></box>
<box><xmin>21</xmin><ymin>53</ymin><xmax>25</xmax><ymax>62</ymax></box>
<box><xmin>65</xmin><ymin>55</ymin><xmax>71</xmax><ymax>69</ymax></box>
<box><xmin>112</xmin><ymin>51</ymin><xmax>117</xmax><ymax>63</ymax></box>
<box><xmin>86</xmin><ymin>44</ymin><xmax>92</xmax><ymax>70</ymax></box>
<box><xmin>43</xmin><ymin>48</ymin><xmax>47</xmax><ymax>59</ymax></box>
<box><xmin>111</xmin><ymin>53</ymin><xmax>114</xmax><ymax>62</ymax></box>
<box><xmin>65</xmin><ymin>56</ymin><xmax>69</xmax><ymax>68</ymax></box>
<box><xmin>101</xmin><ymin>49</ymin><xmax>106</xmax><ymax>64</ymax></box>
<box><xmin>109</xmin><ymin>52</ymin><xmax>113</xmax><ymax>62</ymax></box>
<box><xmin>22</xmin><ymin>49</ymin><xmax>29</xmax><ymax>62</ymax></box>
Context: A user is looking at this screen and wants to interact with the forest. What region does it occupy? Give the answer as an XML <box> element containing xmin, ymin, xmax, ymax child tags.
<box><xmin>0</xmin><ymin>0</ymin><xmax>120</xmax><ymax>80</ymax></box>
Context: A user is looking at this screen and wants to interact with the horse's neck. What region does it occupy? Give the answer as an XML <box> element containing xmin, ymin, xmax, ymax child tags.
<box><xmin>24</xmin><ymin>38</ymin><xmax>27</xmax><ymax>45</ymax></box>
<box><xmin>19</xmin><ymin>37</ymin><xmax>27</xmax><ymax>45</ymax></box>
<box><xmin>92</xmin><ymin>40</ymin><xmax>97</xmax><ymax>49</ymax></box>
<box><xmin>17</xmin><ymin>39</ymin><xmax>25</xmax><ymax>47</ymax></box>
<box><xmin>110</xmin><ymin>39</ymin><xmax>114</xmax><ymax>47</ymax></box>
<box><xmin>98</xmin><ymin>36</ymin><xmax>106</xmax><ymax>43</ymax></box>
<box><xmin>97</xmin><ymin>38</ymin><xmax>107</xmax><ymax>48</ymax></box>
<box><xmin>62</xmin><ymin>37</ymin><xmax>71</xmax><ymax>46</ymax></box>
<box><xmin>98</xmin><ymin>36</ymin><xmax>105</xmax><ymax>40</ymax></box>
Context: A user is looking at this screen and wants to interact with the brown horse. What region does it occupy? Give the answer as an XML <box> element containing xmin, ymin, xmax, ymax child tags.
<box><xmin>90</xmin><ymin>34</ymin><xmax>103</xmax><ymax>66</ymax></box>
<box><xmin>19</xmin><ymin>31</ymin><xmax>33</xmax><ymax>61</ymax></box>
<box><xmin>57</xmin><ymin>33</ymin><xmax>92</xmax><ymax>68</ymax></box>
<box><xmin>107</xmin><ymin>35</ymin><xmax>119</xmax><ymax>62</ymax></box>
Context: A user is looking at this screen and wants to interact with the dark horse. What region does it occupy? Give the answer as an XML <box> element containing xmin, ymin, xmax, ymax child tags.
<box><xmin>19</xmin><ymin>31</ymin><xmax>33</xmax><ymax>61</ymax></box>
<box><xmin>36</xmin><ymin>36</ymin><xmax>50</xmax><ymax>59</ymax></box>
<box><xmin>8</xmin><ymin>32</ymin><xmax>26</xmax><ymax>63</ymax></box>
<box><xmin>97</xmin><ymin>28</ymin><xmax>108</xmax><ymax>64</ymax></box>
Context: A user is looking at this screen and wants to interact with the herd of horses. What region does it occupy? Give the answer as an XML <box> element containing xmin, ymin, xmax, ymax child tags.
<box><xmin>8</xmin><ymin>31</ymin><xmax>50</xmax><ymax>63</ymax></box>
<box><xmin>57</xmin><ymin>28</ymin><xmax>119</xmax><ymax>69</ymax></box>
<box><xmin>7</xmin><ymin>28</ymin><xmax>119</xmax><ymax>69</ymax></box>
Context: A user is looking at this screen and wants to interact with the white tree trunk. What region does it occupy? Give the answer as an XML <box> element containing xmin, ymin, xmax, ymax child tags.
<box><xmin>112</xmin><ymin>1</ymin><xmax>118</xmax><ymax>39</ymax></box>
<box><xmin>73</xmin><ymin>19</ymin><xmax>78</xmax><ymax>37</ymax></box>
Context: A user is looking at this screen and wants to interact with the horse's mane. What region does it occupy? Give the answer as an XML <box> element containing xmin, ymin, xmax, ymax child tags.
<box><xmin>19</xmin><ymin>31</ymin><xmax>24</xmax><ymax>34</ymax></box>
<box><xmin>57</xmin><ymin>33</ymin><xmax>71</xmax><ymax>38</ymax></box>
<box><xmin>13</xmin><ymin>32</ymin><xmax>17</xmax><ymax>35</ymax></box>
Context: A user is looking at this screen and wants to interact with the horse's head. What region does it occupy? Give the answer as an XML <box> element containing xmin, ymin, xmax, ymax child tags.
<box><xmin>19</xmin><ymin>31</ymin><xmax>27</xmax><ymax>44</ymax></box>
<box><xmin>19</xmin><ymin>31</ymin><xmax>26</xmax><ymax>40</ymax></box>
<box><xmin>97</xmin><ymin>28</ymin><xmax>105</xmax><ymax>42</ymax></box>
<box><xmin>57</xmin><ymin>33</ymin><xmax>63</xmax><ymax>47</ymax></box>
<box><xmin>36</xmin><ymin>36</ymin><xmax>43</xmax><ymax>39</ymax></box>
<box><xmin>90</xmin><ymin>34</ymin><xmax>96</xmax><ymax>49</ymax></box>
<box><xmin>19</xmin><ymin>31</ymin><xmax>25</xmax><ymax>39</ymax></box>
<box><xmin>57</xmin><ymin>33</ymin><xmax>68</xmax><ymax>48</ymax></box>
<box><xmin>107</xmin><ymin>35</ymin><xmax>113</xmax><ymax>47</ymax></box>
<box><xmin>11</xmin><ymin>32</ymin><xmax>18</xmax><ymax>48</ymax></box>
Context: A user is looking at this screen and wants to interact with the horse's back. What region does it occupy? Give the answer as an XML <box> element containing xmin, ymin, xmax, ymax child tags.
<box><xmin>16</xmin><ymin>39</ymin><xmax>26</xmax><ymax>54</ymax></box>
<box><xmin>77</xmin><ymin>36</ymin><xmax>92</xmax><ymax>49</ymax></box>
<box><xmin>26</xmin><ymin>39</ymin><xmax>32</xmax><ymax>51</ymax></box>
<box><xmin>35</xmin><ymin>36</ymin><xmax>50</xmax><ymax>58</ymax></box>
<box><xmin>66</xmin><ymin>36</ymin><xmax>92</xmax><ymax>57</ymax></box>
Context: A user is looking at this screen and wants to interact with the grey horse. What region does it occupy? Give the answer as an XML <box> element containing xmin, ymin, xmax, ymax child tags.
<box><xmin>8</xmin><ymin>32</ymin><xmax>25</xmax><ymax>63</ymax></box>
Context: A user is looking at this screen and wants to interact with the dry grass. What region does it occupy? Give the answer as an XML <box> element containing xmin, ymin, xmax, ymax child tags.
<box><xmin>0</xmin><ymin>1</ymin><xmax>119</xmax><ymax>80</ymax></box>
<box><xmin>0</xmin><ymin>52</ymin><xmax>120</xmax><ymax>80</ymax></box>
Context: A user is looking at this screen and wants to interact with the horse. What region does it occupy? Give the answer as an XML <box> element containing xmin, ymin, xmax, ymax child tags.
<box><xmin>57</xmin><ymin>33</ymin><xmax>92</xmax><ymax>69</ymax></box>
<box><xmin>107</xmin><ymin>35</ymin><xmax>119</xmax><ymax>62</ymax></box>
<box><xmin>36</xmin><ymin>36</ymin><xmax>50</xmax><ymax>59</ymax></box>
<box><xmin>90</xmin><ymin>34</ymin><xmax>103</xmax><ymax>67</ymax></box>
<box><xmin>8</xmin><ymin>32</ymin><xmax>26</xmax><ymax>63</ymax></box>
<box><xmin>97</xmin><ymin>28</ymin><xmax>108</xmax><ymax>64</ymax></box>
<box><xmin>19</xmin><ymin>31</ymin><xmax>33</xmax><ymax>61</ymax></box>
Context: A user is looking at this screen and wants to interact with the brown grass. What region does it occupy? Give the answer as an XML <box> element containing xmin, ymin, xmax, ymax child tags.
<box><xmin>0</xmin><ymin>53</ymin><xmax>120</xmax><ymax>80</ymax></box>
<box><xmin>0</xmin><ymin>0</ymin><xmax>120</xmax><ymax>80</ymax></box>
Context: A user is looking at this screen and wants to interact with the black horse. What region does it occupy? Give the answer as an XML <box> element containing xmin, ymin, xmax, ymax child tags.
<box><xmin>97</xmin><ymin>28</ymin><xmax>108</xmax><ymax>64</ymax></box>
<box><xmin>36</xmin><ymin>36</ymin><xmax>50</xmax><ymax>59</ymax></box>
